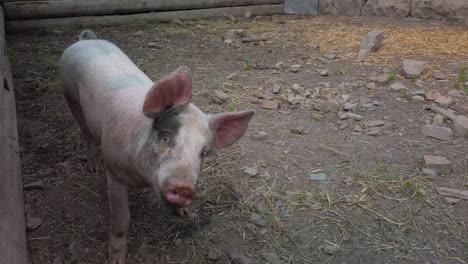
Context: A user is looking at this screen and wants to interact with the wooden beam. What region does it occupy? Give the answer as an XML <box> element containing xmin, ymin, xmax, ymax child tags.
<box><xmin>5</xmin><ymin>4</ymin><xmax>284</xmax><ymax>33</ymax></box>
<box><xmin>4</xmin><ymin>0</ymin><xmax>283</xmax><ymax>20</ymax></box>
<box><xmin>0</xmin><ymin>5</ymin><xmax>29</xmax><ymax>264</ymax></box>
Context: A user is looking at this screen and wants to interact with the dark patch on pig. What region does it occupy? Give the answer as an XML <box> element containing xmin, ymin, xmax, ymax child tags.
<box><xmin>151</xmin><ymin>104</ymin><xmax>186</xmax><ymax>147</ymax></box>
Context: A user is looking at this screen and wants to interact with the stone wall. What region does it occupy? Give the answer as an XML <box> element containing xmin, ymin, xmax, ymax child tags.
<box><xmin>319</xmin><ymin>0</ymin><xmax>468</xmax><ymax>21</ymax></box>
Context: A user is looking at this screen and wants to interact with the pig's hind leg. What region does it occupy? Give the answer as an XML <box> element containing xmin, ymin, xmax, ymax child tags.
<box><xmin>64</xmin><ymin>94</ymin><xmax>100</xmax><ymax>172</ymax></box>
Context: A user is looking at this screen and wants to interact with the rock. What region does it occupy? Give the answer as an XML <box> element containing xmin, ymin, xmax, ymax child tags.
<box><xmin>174</xmin><ymin>239</ymin><xmax>183</xmax><ymax>247</ymax></box>
<box><xmin>228</xmin><ymin>251</ymin><xmax>251</xmax><ymax>264</ymax></box>
<box><xmin>52</xmin><ymin>256</ymin><xmax>63</xmax><ymax>264</ymax></box>
<box><xmin>390</xmin><ymin>82</ymin><xmax>406</xmax><ymax>91</ymax></box>
<box><xmin>402</xmin><ymin>60</ymin><xmax>427</xmax><ymax>78</ymax></box>
<box><xmin>24</xmin><ymin>180</ymin><xmax>44</xmax><ymax>191</ymax></box>
<box><xmin>436</xmin><ymin>187</ymin><xmax>468</xmax><ymax>200</ymax></box>
<box><xmin>228</xmin><ymin>72</ymin><xmax>238</xmax><ymax>80</ymax></box>
<box><xmin>411</xmin><ymin>0</ymin><xmax>468</xmax><ymax>20</ymax></box>
<box><xmin>343</xmin><ymin>194</ymin><xmax>360</xmax><ymax>203</ymax></box>
<box><xmin>212</xmin><ymin>90</ymin><xmax>229</xmax><ymax>104</ymax></box>
<box><xmin>370</xmin><ymin>75</ymin><xmax>390</xmax><ymax>85</ymax></box>
<box><xmin>148</xmin><ymin>42</ymin><xmax>157</xmax><ymax>47</ymax></box>
<box><xmin>133</xmin><ymin>31</ymin><xmax>144</xmax><ymax>37</ymax></box>
<box><xmin>409</xmin><ymin>89</ymin><xmax>425</xmax><ymax>96</ymax></box>
<box><xmin>453</xmin><ymin>115</ymin><xmax>468</xmax><ymax>138</ymax></box>
<box><xmin>353</xmin><ymin>124</ymin><xmax>363</xmax><ymax>132</ymax></box>
<box><xmin>367</xmin><ymin>127</ymin><xmax>383</xmax><ymax>136</ymax></box>
<box><xmin>311</xmin><ymin>203</ymin><xmax>322</xmax><ymax>210</ymax></box>
<box><xmin>320</xmin><ymin>0</ymin><xmax>366</xmax><ymax>16</ymax></box>
<box><xmin>309</xmin><ymin>173</ymin><xmax>327</xmax><ymax>181</ymax></box>
<box><xmin>274</xmin><ymin>61</ymin><xmax>287</xmax><ymax>69</ymax></box>
<box><xmin>423</xmin><ymin>155</ymin><xmax>451</xmax><ymax>174</ymax></box>
<box><xmin>289</xmin><ymin>64</ymin><xmax>302</xmax><ymax>73</ymax></box>
<box><xmin>243</xmin><ymin>166</ymin><xmax>258</xmax><ymax>177</ymax></box>
<box><xmin>360</xmin><ymin>30</ymin><xmax>385</xmax><ymax>51</ymax></box>
<box><xmin>357</xmin><ymin>49</ymin><xmax>370</xmax><ymax>61</ymax></box>
<box><xmin>290</xmin><ymin>128</ymin><xmax>309</xmax><ymax>135</ymax></box>
<box><xmin>422</xmin><ymin>168</ymin><xmax>437</xmax><ymax>177</ymax></box>
<box><xmin>262</xmin><ymin>252</ymin><xmax>279</xmax><ymax>262</ymax></box>
<box><xmin>322</xmin><ymin>244</ymin><xmax>337</xmax><ymax>255</ymax></box>
<box><xmin>291</xmin><ymin>83</ymin><xmax>304</xmax><ymax>94</ymax></box>
<box><xmin>244</xmin><ymin>11</ymin><xmax>252</xmax><ymax>18</ymax></box>
<box><xmin>366</xmin><ymin>82</ymin><xmax>377</xmax><ymax>90</ymax></box>
<box><xmin>272</xmin><ymin>83</ymin><xmax>282</xmax><ymax>94</ymax></box>
<box><xmin>412</xmin><ymin>95</ymin><xmax>425</xmax><ymax>102</ymax></box>
<box><xmin>224</xmin><ymin>29</ymin><xmax>245</xmax><ymax>39</ymax></box>
<box><xmin>361</xmin><ymin>0</ymin><xmax>411</xmax><ymax>17</ymax></box>
<box><xmin>346</xmin><ymin>113</ymin><xmax>364</xmax><ymax>121</ymax></box>
<box><xmin>433</xmin><ymin>72</ymin><xmax>446</xmax><ymax>80</ymax></box>
<box><xmin>253</xmin><ymin>131</ymin><xmax>268</xmax><ymax>141</ymax></box>
<box><xmin>26</xmin><ymin>217</ymin><xmax>42</xmax><ymax>231</ymax></box>
<box><xmin>319</xmin><ymin>69</ymin><xmax>329</xmax><ymax>76</ymax></box>
<box><xmin>308</xmin><ymin>42</ymin><xmax>320</xmax><ymax>49</ymax></box>
<box><xmin>430</xmin><ymin>107</ymin><xmax>457</xmax><ymax>120</ymax></box>
<box><xmin>207</xmin><ymin>246</ymin><xmax>222</xmax><ymax>260</ymax></box>
<box><xmin>250</xmin><ymin>214</ymin><xmax>268</xmax><ymax>227</ymax></box>
<box><xmin>262</xmin><ymin>100</ymin><xmax>280</xmax><ymax>110</ymax></box>
<box><xmin>444</xmin><ymin>197</ymin><xmax>461</xmax><ymax>204</ymax></box>
<box><xmin>447</xmin><ymin>90</ymin><xmax>466</xmax><ymax>97</ymax></box>
<box><xmin>421</xmin><ymin>125</ymin><xmax>453</xmax><ymax>141</ymax></box>
<box><xmin>425</xmin><ymin>91</ymin><xmax>441</xmax><ymax>101</ymax></box>
<box><xmin>434</xmin><ymin>95</ymin><xmax>453</xmax><ymax>106</ymax></box>
<box><xmin>324</xmin><ymin>99</ymin><xmax>339</xmax><ymax>113</ymax></box>
<box><xmin>288</xmin><ymin>94</ymin><xmax>305</xmax><ymax>105</ymax></box>
<box><xmin>364</xmin><ymin>120</ymin><xmax>385</xmax><ymax>127</ymax></box>
<box><xmin>432</xmin><ymin>114</ymin><xmax>444</xmax><ymax>126</ymax></box>
<box><xmin>323</xmin><ymin>53</ymin><xmax>337</xmax><ymax>60</ymax></box>
<box><xmin>343</xmin><ymin>102</ymin><xmax>357</xmax><ymax>111</ymax></box>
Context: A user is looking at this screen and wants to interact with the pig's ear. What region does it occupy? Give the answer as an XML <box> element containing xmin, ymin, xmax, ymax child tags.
<box><xmin>209</xmin><ymin>110</ymin><xmax>255</xmax><ymax>149</ymax></box>
<box><xmin>143</xmin><ymin>66</ymin><xmax>192</xmax><ymax>118</ymax></box>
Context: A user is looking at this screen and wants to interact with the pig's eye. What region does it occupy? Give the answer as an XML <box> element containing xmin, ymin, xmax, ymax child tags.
<box><xmin>201</xmin><ymin>151</ymin><xmax>207</xmax><ymax>158</ymax></box>
<box><xmin>162</xmin><ymin>136</ymin><xmax>170</xmax><ymax>143</ymax></box>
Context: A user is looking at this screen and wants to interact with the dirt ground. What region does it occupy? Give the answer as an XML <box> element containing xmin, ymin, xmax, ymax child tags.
<box><xmin>8</xmin><ymin>14</ymin><xmax>468</xmax><ymax>264</ymax></box>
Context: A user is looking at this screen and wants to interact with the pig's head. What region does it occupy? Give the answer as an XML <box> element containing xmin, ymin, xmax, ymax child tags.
<box><xmin>135</xmin><ymin>66</ymin><xmax>254</xmax><ymax>208</ymax></box>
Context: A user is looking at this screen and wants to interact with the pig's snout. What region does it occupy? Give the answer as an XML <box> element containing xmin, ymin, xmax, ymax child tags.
<box><xmin>164</xmin><ymin>185</ymin><xmax>195</xmax><ymax>208</ymax></box>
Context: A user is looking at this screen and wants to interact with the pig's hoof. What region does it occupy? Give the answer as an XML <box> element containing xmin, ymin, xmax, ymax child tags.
<box><xmin>175</xmin><ymin>207</ymin><xmax>189</xmax><ymax>217</ymax></box>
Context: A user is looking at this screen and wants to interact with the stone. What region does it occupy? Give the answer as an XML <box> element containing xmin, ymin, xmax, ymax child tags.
<box><xmin>319</xmin><ymin>69</ymin><xmax>329</xmax><ymax>76</ymax></box>
<box><xmin>423</xmin><ymin>155</ymin><xmax>451</xmax><ymax>174</ymax></box>
<box><xmin>343</xmin><ymin>102</ymin><xmax>357</xmax><ymax>111</ymax></box>
<box><xmin>228</xmin><ymin>251</ymin><xmax>252</xmax><ymax>264</ymax></box>
<box><xmin>309</xmin><ymin>173</ymin><xmax>327</xmax><ymax>181</ymax></box>
<box><xmin>253</xmin><ymin>131</ymin><xmax>268</xmax><ymax>141</ymax></box>
<box><xmin>228</xmin><ymin>72</ymin><xmax>238</xmax><ymax>79</ymax></box>
<box><xmin>258</xmin><ymin>93</ymin><xmax>275</xmax><ymax>100</ymax></box>
<box><xmin>323</xmin><ymin>244</ymin><xmax>337</xmax><ymax>255</ymax></box>
<box><xmin>243</xmin><ymin>166</ymin><xmax>258</xmax><ymax>177</ymax></box>
<box><xmin>326</xmin><ymin>99</ymin><xmax>340</xmax><ymax>112</ymax></box>
<box><xmin>360</xmin><ymin>30</ymin><xmax>385</xmax><ymax>51</ymax></box>
<box><xmin>262</xmin><ymin>100</ymin><xmax>280</xmax><ymax>110</ymax></box>
<box><xmin>290</xmin><ymin>128</ymin><xmax>309</xmax><ymax>135</ymax></box>
<box><xmin>366</xmin><ymin>82</ymin><xmax>377</xmax><ymax>90</ymax></box>
<box><xmin>425</xmin><ymin>91</ymin><xmax>441</xmax><ymax>101</ymax></box>
<box><xmin>224</xmin><ymin>29</ymin><xmax>245</xmax><ymax>39</ymax></box>
<box><xmin>422</xmin><ymin>168</ymin><xmax>437</xmax><ymax>177</ymax></box>
<box><xmin>402</xmin><ymin>60</ymin><xmax>427</xmax><ymax>78</ymax></box>
<box><xmin>174</xmin><ymin>239</ymin><xmax>183</xmax><ymax>247</ymax></box>
<box><xmin>346</xmin><ymin>113</ymin><xmax>364</xmax><ymax>121</ymax></box>
<box><xmin>274</xmin><ymin>61</ymin><xmax>287</xmax><ymax>69</ymax></box>
<box><xmin>390</xmin><ymin>82</ymin><xmax>406</xmax><ymax>91</ymax></box>
<box><xmin>250</xmin><ymin>214</ymin><xmax>268</xmax><ymax>227</ymax></box>
<box><xmin>291</xmin><ymin>83</ymin><xmax>304</xmax><ymax>94</ymax></box>
<box><xmin>320</xmin><ymin>0</ymin><xmax>366</xmax><ymax>16</ymax></box>
<box><xmin>432</xmin><ymin>114</ymin><xmax>444</xmax><ymax>126</ymax></box>
<box><xmin>289</xmin><ymin>64</ymin><xmax>302</xmax><ymax>73</ymax></box>
<box><xmin>133</xmin><ymin>31</ymin><xmax>144</xmax><ymax>37</ymax></box>
<box><xmin>430</xmin><ymin>107</ymin><xmax>457</xmax><ymax>120</ymax></box>
<box><xmin>308</xmin><ymin>42</ymin><xmax>320</xmax><ymax>49</ymax></box>
<box><xmin>409</xmin><ymin>89</ymin><xmax>425</xmax><ymax>96</ymax></box>
<box><xmin>262</xmin><ymin>252</ymin><xmax>279</xmax><ymax>262</ymax></box>
<box><xmin>357</xmin><ymin>49</ymin><xmax>370</xmax><ymax>61</ymax></box>
<box><xmin>244</xmin><ymin>11</ymin><xmax>252</xmax><ymax>17</ymax></box>
<box><xmin>26</xmin><ymin>217</ymin><xmax>42</xmax><ymax>231</ymax></box>
<box><xmin>411</xmin><ymin>0</ymin><xmax>468</xmax><ymax>20</ymax></box>
<box><xmin>52</xmin><ymin>256</ymin><xmax>63</xmax><ymax>264</ymax></box>
<box><xmin>412</xmin><ymin>95</ymin><xmax>425</xmax><ymax>102</ymax></box>
<box><xmin>367</xmin><ymin>127</ymin><xmax>382</xmax><ymax>136</ymax></box>
<box><xmin>343</xmin><ymin>194</ymin><xmax>360</xmax><ymax>203</ymax></box>
<box><xmin>447</xmin><ymin>90</ymin><xmax>466</xmax><ymax>97</ymax></box>
<box><xmin>364</xmin><ymin>120</ymin><xmax>385</xmax><ymax>127</ymax></box>
<box><xmin>444</xmin><ymin>197</ymin><xmax>461</xmax><ymax>204</ymax></box>
<box><xmin>148</xmin><ymin>42</ymin><xmax>157</xmax><ymax>47</ymax></box>
<box><xmin>453</xmin><ymin>115</ymin><xmax>468</xmax><ymax>138</ymax></box>
<box><xmin>436</xmin><ymin>187</ymin><xmax>468</xmax><ymax>200</ymax></box>
<box><xmin>323</xmin><ymin>53</ymin><xmax>337</xmax><ymax>60</ymax></box>
<box><xmin>421</xmin><ymin>125</ymin><xmax>453</xmax><ymax>141</ymax></box>
<box><xmin>434</xmin><ymin>95</ymin><xmax>453</xmax><ymax>106</ymax></box>
<box><xmin>212</xmin><ymin>90</ymin><xmax>229</xmax><ymax>104</ymax></box>
<box><xmin>24</xmin><ymin>180</ymin><xmax>44</xmax><ymax>191</ymax></box>
<box><xmin>433</xmin><ymin>72</ymin><xmax>446</xmax><ymax>80</ymax></box>
<box><xmin>288</xmin><ymin>94</ymin><xmax>305</xmax><ymax>105</ymax></box>
<box><xmin>361</xmin><ymin>0</ymin><xmax>411</xmax><ymax>17</ymax></box>
<box><xmin>272</xmin><ymin>83</ymin><xmax>282</xmax><ymax>94</ymax></box>
<box><xmin>353</xmin><ymin>124</ymin><xmax>363</xmax><ymax>132</ymax></box>
<box><xmin>370</xmin><ymin>75</ymin><xmax>389</xmax><ymax>85</ymax></box>
<box><xmin>207</xmin><ymin>247</ymin><xmax>222</xmax><ymax>260</ymax></box>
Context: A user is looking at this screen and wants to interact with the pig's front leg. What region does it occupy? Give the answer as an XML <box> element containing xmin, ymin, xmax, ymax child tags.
<box><xmin>106</xmin><ymin>169</ymin><xmax>130</xmax><ymax>264</ymax></box>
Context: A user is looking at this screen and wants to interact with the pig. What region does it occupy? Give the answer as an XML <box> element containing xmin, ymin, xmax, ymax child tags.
<box><xmin>59</xmin><ymin>30</ymin><xmax>254</xmax><ymax>264</ymax></box>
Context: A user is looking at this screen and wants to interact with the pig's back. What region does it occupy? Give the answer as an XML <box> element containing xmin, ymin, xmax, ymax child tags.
<box><xmin>60</xmin><ymin>39</ymin><xmax>153</xmax><ymax>140</ymax></box>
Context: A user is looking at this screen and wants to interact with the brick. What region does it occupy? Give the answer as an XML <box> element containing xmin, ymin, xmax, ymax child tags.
<box><xmin>261</xmin><ymin>100</ymin><xmax>280</xmax><ymax>110</ymax></box>
<box><xmin>421</xmin><ymin>125</ymin><xmax>453</xmax><ymax>141</ymax></box>
<box><xmin>423</xmin><ymin>155</ymin><xmax>451</xmax><ymax>174</ymax></box>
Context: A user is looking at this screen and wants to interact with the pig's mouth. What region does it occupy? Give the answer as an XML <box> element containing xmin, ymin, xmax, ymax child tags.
<box><xmin>162</xmin><ymin>184</ymin><xmax>196</xmax><ymax>208</ymax></box>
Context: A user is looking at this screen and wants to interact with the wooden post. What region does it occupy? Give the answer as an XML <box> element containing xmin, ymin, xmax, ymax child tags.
<box><xmin>5</xmin><ymin>4</ymin><xmax>284</xmax><ymax>33</ymax></box>
<box><xmin>0</xmin><ymin>5</ymin><xmax>29</xmax><ymax>264</ymax></box>
<box><xmin>4</xmin><ymin>0</ymin><xmax>283</xmax><ymax>20</ymax></box>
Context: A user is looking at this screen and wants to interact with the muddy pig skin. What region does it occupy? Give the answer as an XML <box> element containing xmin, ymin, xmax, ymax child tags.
<box><xmin>60</xmin><ymin>30</ymin><xmax>254</xmax><ymax>264</ymax></box>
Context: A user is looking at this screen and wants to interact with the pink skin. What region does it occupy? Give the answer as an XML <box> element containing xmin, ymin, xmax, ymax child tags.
<box><xmin>60</xmin><ymin>33</ymin><xmax>254</xmax><ymax>264</ymax></box>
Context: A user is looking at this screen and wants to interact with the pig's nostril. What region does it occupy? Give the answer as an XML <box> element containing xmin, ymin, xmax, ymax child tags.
<box><xmin>171</xmin><ymin>190</ymin><xmax>178</xmax><ymax>196</ymax></box>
